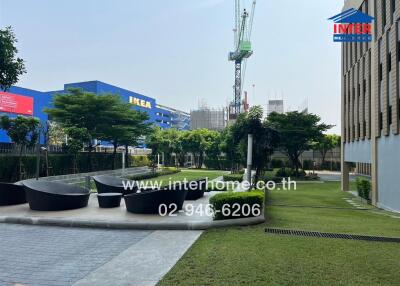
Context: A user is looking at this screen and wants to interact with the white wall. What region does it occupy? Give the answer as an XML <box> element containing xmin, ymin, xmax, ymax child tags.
<box><xmin>377</xmin><ymin>134</ymin><xmax>400</xmax><ymax>212</ymax></box>
<box><xmin>344</xmin><ymin>140</ymin><xmax>371</xmax><ymax>163</ymax></box>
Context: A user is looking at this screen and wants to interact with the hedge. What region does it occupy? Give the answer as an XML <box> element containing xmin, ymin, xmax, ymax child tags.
<box><xmin>209</xmin><ymin>191</ymin><xmax>264</xmax><ymax>220</ymax></box>
<box><xmin>275</xmin><ymin>167</ymin><xmax>306</xmax><ymax>178</ymax></box>
<box><xmin>223</xmin><ymin>174</ymin><xmax>244</xmax><ymax>182</ymax></box>
<box><xmin>356</xmin><ymin>177</ymin><xmax>371</xmax><ymax>201</ymax></box>
<box><xmin>203</xmin><ymin>158</ymin><xmax>231</xmax><ymax>170</ymax></box>
<box><xmin>271</xmin><ymin>159</ymin><xmax>287</xmax><ymax>168</ymax></box>
<box><xmin>130</xmin><ymin>155</ymin><xmax>150</xmax><ymax>167</ymax></box>
<box><xmin>0</xmin><ymin>153</ymin><xmax>151</xmax><ymax>182</ymax></box>
<box><xmin>129</xmin><ymin>167</ymin><xmax>180</xmax><ymax>181</ymax></box>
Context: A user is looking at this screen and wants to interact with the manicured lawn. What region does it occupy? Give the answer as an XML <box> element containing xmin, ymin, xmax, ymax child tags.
<box><xmin>158</xmin><ymin>182</ymin><xmax>400</xmax><ymax>286</ymax></box>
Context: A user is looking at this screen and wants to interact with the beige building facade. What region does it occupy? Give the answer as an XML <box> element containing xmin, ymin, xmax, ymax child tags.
<box><xmin>342</xmin><ymin>0</ymin><xmax>400</xmax><ymax>212</ymax></box>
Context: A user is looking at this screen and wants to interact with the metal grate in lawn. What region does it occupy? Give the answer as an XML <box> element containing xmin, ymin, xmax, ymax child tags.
<box><xmin>265</xmin><ymin>228</ymin><xmax>400</xmax><ymax>243</ymax></box>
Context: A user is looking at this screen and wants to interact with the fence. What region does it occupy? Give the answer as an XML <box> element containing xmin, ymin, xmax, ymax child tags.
<box><xmin>0</xmin><ymin>143</ymin><xmax>64</xmax><ymax>155</ymax></box>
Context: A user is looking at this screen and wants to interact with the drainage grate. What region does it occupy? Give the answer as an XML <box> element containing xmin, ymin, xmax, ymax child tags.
<box><xmin>265</xmin><ymin>228</ymin><xmax>400</xmax><ymax>243</ymax></box>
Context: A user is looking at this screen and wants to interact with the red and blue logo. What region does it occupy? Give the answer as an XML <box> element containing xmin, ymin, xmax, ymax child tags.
<box><xmin>328</xmin><ymin>8</ymin><xmax>374</xmax><ymax>42</ymax></box>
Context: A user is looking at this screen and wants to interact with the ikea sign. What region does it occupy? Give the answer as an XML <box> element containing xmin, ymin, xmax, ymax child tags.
<box><xmin>129</xmin><ymin>96</ymin><xmax>152</xmax><ymax>109</ymax></box>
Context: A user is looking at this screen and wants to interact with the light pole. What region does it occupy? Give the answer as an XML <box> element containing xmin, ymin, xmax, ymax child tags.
<box><xmin>246</xmin><ymin>134</ymin><xmax>253</xmax><ymax>187</ymax></box>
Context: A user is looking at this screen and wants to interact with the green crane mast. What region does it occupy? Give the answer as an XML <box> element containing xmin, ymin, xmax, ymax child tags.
<box><xmin>229</xmin><ymin>0</ymin><xmax>256</xmax><ymax>117</ymax></box>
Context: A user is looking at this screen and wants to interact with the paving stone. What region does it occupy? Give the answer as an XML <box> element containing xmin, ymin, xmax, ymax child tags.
<box><xmin>0</xmin><ymin>224</ymin><xmax>151</xmax><ymax>286</ymax></box>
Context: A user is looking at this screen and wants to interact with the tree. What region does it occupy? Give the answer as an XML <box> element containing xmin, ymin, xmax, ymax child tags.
<box><xmin>268</xmin><ymin>111</ymin><xmax>332</xmax><ymax>176</ymax></box>
<box><xmin>62</xmin><ymin>127</ymin><xmax>90</xmax><ymax>173</ymax></box>
<box><xmin>146</xmin><ymin>128</ymin><xmax>192</xmax><ymax>167</ymax></box>
<box><xmin>226</xmin><ymin>106</ymin><xmax>280</xmax><ymax>183</ymax></box>
<box><xmin>45</xmin><ymin>88</ymin><xmax>150</xmax><ymax>171</ymax></box>
<box><xmin>0</xmin><ymin>26</ymin><xmax>26</xmax><ymax>91</ymax></box>
<box><xmin>180</xmin><ymin>129</ymin><xmax>210</xmax><ymax>169</ymax></box>
<box><xmin>220</xmin><ymin>124</ymin><xmax>244</xmax><ymax>173</ymax></box>
<box><xmin>312</xmin><ymin>134</ymin><xmax>340</xmax><ymax>167</ymax></box>
<box><xmin>0</xmin><ymin>115</ymin><xmax>39</xmax><ymax>179</ymax></box>
<box><xmin>98</xmin><ymin>102</ymin><xmax>150</xmax><ymax>169</ymax></box>
<box><xmin>202</xmin><ymin>130</ymin><xmax>222</xmax><ymax>169</ymax></box>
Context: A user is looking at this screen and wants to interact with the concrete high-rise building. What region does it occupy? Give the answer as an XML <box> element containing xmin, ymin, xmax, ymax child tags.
<box><xmin>190</xmin><ymin>108</ymin><xmax>226</xmax><ymax>131</ymax></box>
<box><xmin>267</xmin><ymin>100</ymin><xmax>284</xmax><ymax>116</ymax></box>
<box><xmin>341</xmin><ymin>0</ymin><xmax>400</xmax><ymax>212</ymax></box>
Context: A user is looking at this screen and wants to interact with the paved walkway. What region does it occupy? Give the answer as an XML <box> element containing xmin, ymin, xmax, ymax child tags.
<box><xmin>0</xmin><ymin>224</ymin><xmax>201</xmax><ymax>286</ymax></box>
<box><xmin>315</xmin><ymin>170</ymin><xmax>361</xmax><ymax>182</ymax></box>
<box><xmin>74</xmin><ymin>230</ymin><xmax>202</xmax><ymax>286</ymax></box>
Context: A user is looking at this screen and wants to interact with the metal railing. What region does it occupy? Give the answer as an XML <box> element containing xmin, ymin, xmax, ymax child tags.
<box><xmin>0</xmin><ymin>143</ymin><xmax>64</xmax><ymax>155</ymax></box>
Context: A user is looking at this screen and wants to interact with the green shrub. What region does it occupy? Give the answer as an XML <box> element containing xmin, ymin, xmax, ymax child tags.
<box><xmin>223</xmin><ymin>174</ymin><xmax>243</xmax><ymax>182</ymax></box>
<box><xmin>356</xmin><ymin>177</ymin><xmax>371</xmax><ymax>201</ymax></box>
<box><xmin>129</xmin><ymin>167</ymin><xmax>180</xmax><ymax>181</ymax></box>
<box><xmin>130</xmin><ymin>155</ymin><xmax>150</xmax><ymax>167</ymax></box>
<box><xmin>204</xmin><ymin>158</ymin><xmax>231</xmax><ymax>170</ymax></box>
<box><xmin>0</xmin><ymin>153</ymin><xmax>125</xmax><ymax>182</ymax></box>
<box><xmin>271</xmin><ymin>159</ymin><xmax>285</xmax><ymax>168</ymax></box>
<box><xmin>209</xmin><ymin>191</ymin><xmax>264</xmax><ymax>220</ymax></box>
<box><xmin>275</xmin><ymin>167</ymin><xmax>306</xmax><ymax>178</ymax></box>
<box><xmin>302</xmin><ymin>160</ymin><xmax>314</xmax><ymax>170</ymax></box>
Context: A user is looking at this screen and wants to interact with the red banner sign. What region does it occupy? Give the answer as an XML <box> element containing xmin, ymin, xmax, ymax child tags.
<box><xmin>0</xmin><ymin>92</ymin><xmax>34</xmax><ymax>115</ymax></box>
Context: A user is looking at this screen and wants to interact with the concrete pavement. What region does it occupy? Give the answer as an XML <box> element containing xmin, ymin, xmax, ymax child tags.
<box><xmin>73</xmin><ymin>230</ymin><xmax>202</xmax><ymax>286</ymax></box>
<box><xmin>0</xmin><ymin>224</ymin><xmax>202</xmax><ymax>286</ymax></box>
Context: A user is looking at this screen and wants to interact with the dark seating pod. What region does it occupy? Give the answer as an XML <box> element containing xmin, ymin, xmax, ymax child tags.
<box><xmin>185</xmin><ymin>178</ymin><xmax>207</xmax><ymax>200</ymax></box>
<box><xmin>124</xmin><ymin>186</ymin><xmax>188</xmax><ymax>214</ymax></box>
<box><xmin>0</xmin><ymin>182</ymin><xmax>27</xmax><ymax>206</ymax></box>
<box><xmin>97</xmin><ymin>193</ymin><xmax>123</xmax><ymax>208</ymax></box>
<box><xmin>92</xmin><ymin>175</ymin><xmax>137</xmax><ymax>195</ymax></box>
<box><xmin>22</xmin><ymin>181</ymin><xmax>90</xmax><ymax>211</ymax></box>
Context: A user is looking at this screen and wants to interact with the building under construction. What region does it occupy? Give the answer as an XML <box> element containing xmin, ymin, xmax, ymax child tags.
<box><xmin>267</xmin><ymin>100</ymin><xmax>284</xmax><ymax>117</ymax></box>
<box><xmin>190</xmin><ymin>108</ymin><xmax>226</xmax><ymax>131</ymax></box>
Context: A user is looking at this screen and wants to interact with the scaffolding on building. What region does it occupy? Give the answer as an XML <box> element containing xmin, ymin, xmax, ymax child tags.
<box><xmin>190</xmin><ymin>107</ymin><xmax>226</xmax><ymax>131</ymax></box>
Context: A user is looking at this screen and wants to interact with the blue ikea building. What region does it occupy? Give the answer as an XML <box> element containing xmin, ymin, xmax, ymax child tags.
<box><xmin>0</xmin><ymin>80</ymin><xmax>190</xmax><ymax>144</ymax></box>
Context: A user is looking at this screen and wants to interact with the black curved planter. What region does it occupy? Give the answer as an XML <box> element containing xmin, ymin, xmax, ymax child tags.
<box><xmin>124</xmin><ymin>186</ymin><xmax>188</xmax><ymax>214</ymax></box>
<box><xmin>97</xmin><ymin>193</ymin><xmax>122</xmax><ymax>208</ymax></box>
<box><xmin>22</xmin><ymin>181</ymin><xmax>90</xmax><ymax>211</ymax></box>
<box><xmin>92</xmin><ymin>175</ymin><xmax>137</xmax><ymax>195</ymax></box>
<box><xmin>0</xmin><ymin>182</ymin><xmax>27</xmax><ymax>206</ymax></box>
<box><xmin>185</xmin><ymin>179</ymin><xmax>207</xmax><ymax>200</ymax></box>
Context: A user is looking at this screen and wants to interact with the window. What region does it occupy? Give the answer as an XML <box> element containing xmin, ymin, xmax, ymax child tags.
<box><xmin>391</xmin><ymin>0</ymin><xmax>395</xmax><ymax>15</ymax></box>
<box><xmin>389</xmin><ymin>105</ymin><xmax>392</xmax><ymax>125</ymax></box>
<box><xmin>383</xmin><ymin>0</ymin><xmax>387</xmax><ymax>27</ymax></box>
<box><xmin>388</xmin><ymin>52</ymin><xmax>392</xmax><ymax>72</ymax></box>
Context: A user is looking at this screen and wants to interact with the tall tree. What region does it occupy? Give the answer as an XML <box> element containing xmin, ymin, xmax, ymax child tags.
<box><xmin>226</xmin><ymin>106</ymin><xmax>280</xmax><ymax>182</ymax></box>
<box><xmin>268</xmin><ymin>111</ymin><xmax>332</xmax><ymax>176</ymax></box>
<box><xmin>312</xmin><ymin>134</ymin><xmax>340</xmax><ymax>167</ymax></box>
<box><xmin>180</xmin><ymin>129</ymin><xmax>209</xmax><ymax>169</ymax></box>
<box><xmin>146</xmin><ymin>128</ymin><xmax>185</xmax><ymax>167</ymax></box>
<box><xmin>0</xmin><ymin>26</ymin><xmax>26</xmax><ymax>91</ymax></box>
<box><xmin>202</xmin><ymin>130</ymin><xmax>222</xmax><ymax>169</ymax></box>
<box><xmin>62</xmin><ymin>127</ymin><xmax>90</xmax><ymax>173</ymax></box>
<box><xmin>220</xmin><ymin>123</ymin><xmax>244</xmax><ymax>173</ymax></box>
<box><xmin>0</xmin><ymin>116</ymin><xmax>39</xmax><ymax>179</ymax></box>
<box><xmin>98</xmin><ymin>102</ymin><xmax>150</xmax><ymax>169</ymax></box>
<box><xmin>45</xmin><ymin>88</ymin><xmax>138</xmax><ymax>171</ymax></box>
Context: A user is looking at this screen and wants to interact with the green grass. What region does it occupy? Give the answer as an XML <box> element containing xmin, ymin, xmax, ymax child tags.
<box><xmin>158</xmin><ymin>182</ymin><xmax>400</xmax><ymax>286</ymax></box>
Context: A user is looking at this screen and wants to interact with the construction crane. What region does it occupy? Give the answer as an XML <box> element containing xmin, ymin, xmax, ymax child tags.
<box><xmin>229</xmin><ymin>0</ymin><xmax>256</xmax><ymax>117</ymax></box>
